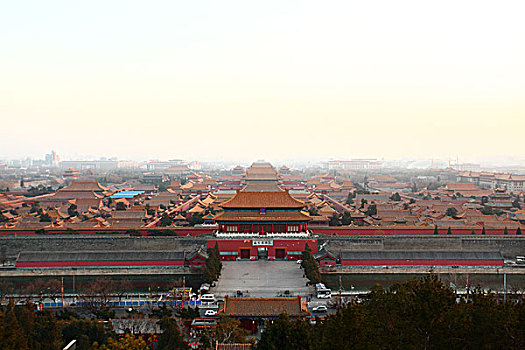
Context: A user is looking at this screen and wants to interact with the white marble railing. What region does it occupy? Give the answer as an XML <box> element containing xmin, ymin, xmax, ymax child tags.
<box><xmin>215</xmin><ymin>231</ymin><xmax>310</xmax><ymax>238</ymax></box>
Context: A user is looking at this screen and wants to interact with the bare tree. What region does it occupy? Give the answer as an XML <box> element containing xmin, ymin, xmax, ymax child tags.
<box><xmin>78</xmin><ymin>278</ymin><xmax>116</xmax><ymax>313</ymax></box>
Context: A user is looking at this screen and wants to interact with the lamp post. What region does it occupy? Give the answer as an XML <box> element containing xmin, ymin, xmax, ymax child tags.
<box><xmin>451</xmin><ymin>265</ymin><xmax>459</xmax><ymax>298</ymax></box>
<box><xmin>503</xmin><ymin>272</ymin><xmax>507</xmax><ymax>303</ymax></box>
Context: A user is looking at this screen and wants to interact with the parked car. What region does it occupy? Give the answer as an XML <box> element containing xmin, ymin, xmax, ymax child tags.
<box><xmin>204</xmin><ymin>309</ymin><xmax>217</xmax><ymax>316</ymax></box>
<box><xmin>201</xmin><ymin>294</ymin><xmax>216</xmax><ymax>303</ymax></box>
<box><xmin>312</xmin><ymin>305</ymin><xmax>327</xmax><ymax>313</ymax></box>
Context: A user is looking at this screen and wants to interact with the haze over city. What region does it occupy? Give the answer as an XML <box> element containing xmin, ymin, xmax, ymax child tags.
<box><xmin>2</xmin><ymin>2</ymin><xmax>525</xmax><ymax>349</ymax></box>
<box><xmin>2</xmin><ymin>0</ymin><xmax>525</xmax><ymax>162</ymax></box>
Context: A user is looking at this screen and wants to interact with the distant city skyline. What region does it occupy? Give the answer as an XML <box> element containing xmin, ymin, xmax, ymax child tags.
<box><xmin>3</xmin><ymin>150</ymin><xmax>525</xmax><ymax>170</ymax></box>
<box><xmin>1</xmin><ymin>1</ymin><xmax>524</xmax><ymax>161</ymax></box>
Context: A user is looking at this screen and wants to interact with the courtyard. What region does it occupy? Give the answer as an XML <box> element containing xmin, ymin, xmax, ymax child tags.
<box><xmin>211</xmin><ymin>260</ymin><xmax>314</xmax><ymax>298</ymax></box>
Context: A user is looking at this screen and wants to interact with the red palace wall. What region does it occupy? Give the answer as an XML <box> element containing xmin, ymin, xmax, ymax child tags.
<box><xmin>340</xmin><ymin>259</ymin><xmax>504</xmax><ymax>266</ymax></box>
<box><xmin>0</xmin><ymin>228</ymin><xmax>215</xmax><ymax>236</ymax></box>
<box><xmin>16</xmin><ymin>260</ymin><xmax>186</xmax><ymax>268</ymax></box>
<box><xmin>311</xmin><ymin>227</ymin><xmax>519</xmax><ymax>236</ymax></box>
<box><xmin>207</xmin><ymin>239</ymin><xmax>318</xmax><ymax>261</ymax></box>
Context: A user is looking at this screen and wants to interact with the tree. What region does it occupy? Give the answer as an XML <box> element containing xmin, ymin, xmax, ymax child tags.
<box><xmin>189</xmin><ymin>213</ymin><xmax>204</xmax><ymax>226</ymax></box>
<box><xmin>216</xmin><ymin>317</ymin><xmax>249</xmax><ymax>344</ymax></box>
<box><xmin>367</xmin><ymin>275</ymin><xmax>456</xmax><ymax>349</ymax></box>
<box><xmin>328</xmin><ymin>214</ymin><xmax>341</xmax><ymax>226</ymax></box>
<box><xmin>29</xmin><ymin>202</ymin><xmax>40</xmax><ymax>214</ymax></box>
<box><xmin>307</xmin><ymin>207</ymin><xmax>318</xmax><ymax>216</ymax></box>
<box><xmin>61</xmin><ymin>318</ymin><xmax>111</xmax><ymax>350</ymax></box>
<box><xmin>390</xmin><ymin>192</ymin><xmax>401</xmax><ymax>201</ymax></box>
<box><xmin>159</xmin><ymin>213</ymin><xmax>173</xmax><ymax>227</ymax></box>
<box><xmin>2</xmin><ymin>299</ymin><xmax>30</xmax><ymax>350</ymax></box>
<box><xmin>78</xmin><ymin>279</ymin><xmax>117</xmax><ymax>316</ymax></box>
<box><xmin>301</xmin><ymin>244</ymin><xmax>321</xmax><ymax>285</ymax></box>
<box><xmin>115</xmin><ymin>202</ymin><xmax>127</xmax><ymax>211</ymax></box>
<box><xmin>480</xmin><ymin>206</ymin><xmax>494</xmax><ymax>215</ymax></box>
<box><xmin>517</xmin><ymin>227</ymin><xmax>522</xmax><ymax>235</ymax></box>
<box><xmin>341</xmin><ymin>211</ymin><xmax>352</xmax><ymax>225</ymax></box>
<box><xmin>365</xmin><ymin>204</ymin><xmax>377</xmax><ymax>217</ymax></box>
<box><xmin>157</xmin><ymin>316</ymin><xmax>187</xmax><ymax>350</ymax></box>
<box><xmin>203</xmin><ymin>243</ymin><xmax>221</xmax><ymax>285</ymax></box>
<box><xmin>258</xmin><ymin>314</ymin><xmax>312</xmax><ymax>350</ymax></box>
<box><xmin>256</xmin><ymin>275</ymin><xmax>525</xmax><ymax>349</ymax></box>
<box><xmin>0</xmin><ymin>212</ymin><xmax>8</xmax><ymax>223</ymax></box>
<box><xmin>504</xmin><ymin>226</ymin><xmax>508</xmax><ymax>235</ymax></box>
<box><xmin>313</xmin><ymin>302</ymin><xmax>369</xmax><ymax>350</ymax></box>
<box><xmin>446</xmin><ymin>207</ymin><xmax>458</xmax><ymax>217</ymax></box>
<box><xmin>103</xmin><ymin>334</ymin><xmax>147</xmax><ymax>350</ymax></box>
<box><xmin>145</xmin><ymin>204</ymin><xmax>155</xmax><ymax>216</ymax></box>
<box><xmin>32</xmin><ymin>310</ymin><xmax>61</xmax><ymax>350</ymax></box>
<box><xmin>39</xmin><ymin>213</ymin><xmax>52</xmax><ymax>222</ymax></box>
<box><xmin>447</xmin><ymin>227</ymin><xmax>452</xmax><ymax>235</ymax></box>
<box><xmin>0</xmin><ymin>300</ymin><xmax>62</xmax><ymax>350</ymax></box>
<box><xmin>434</xmin><ymin>226</ymin><xmax>438</xmax><ymax>235</ymax></box>
<box><xmin>68</xmin><ymin>204</ymin><xmax>78</xmax><ymax>217</ymax></box>
<box><xmin>345</xmin><ymin>191</ymin><xmax>354</xmax><ymax>205</ymax></box>
<box><xmin>482</xmin><ymin>226</ymin><xmax>486</xmax><ymax>235</ymax></box>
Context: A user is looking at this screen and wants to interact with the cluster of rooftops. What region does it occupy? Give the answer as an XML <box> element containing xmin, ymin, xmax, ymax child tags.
<box><xmin>0</xmin><ymin>162</ymin><xmax>523</xmax><ymax>233</ymax></box>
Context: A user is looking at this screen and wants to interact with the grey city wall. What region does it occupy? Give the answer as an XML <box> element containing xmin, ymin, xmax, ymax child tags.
<box><xmin>1</xmin><ymin>236</ymin><xmax>524</xmax><ymax>259</ymax></box>
<box><xmin>319</xmin><ymin>236</ymin><xmax>525</xmax><ymax>258</ymax></box>
<box><xmin>0</xmin><ymin>236</ymin><xmax>208</xmax><ymax>257</ymax></box>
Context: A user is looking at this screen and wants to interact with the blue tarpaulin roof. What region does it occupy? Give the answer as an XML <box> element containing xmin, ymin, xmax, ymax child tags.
<box><xmin>110</xmin><ymin>190</ymin><xmax>145</xmax><ymax>199</ymax></box>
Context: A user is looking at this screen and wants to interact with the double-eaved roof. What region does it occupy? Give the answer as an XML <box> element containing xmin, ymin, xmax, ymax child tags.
<box><xmin>221</xmin><ymin>190</ymin><xmax>305</xmax><ymax>209</ymax></box>
<box><xmin>214</xmin><ymin>211</ymin><xmax>311</xmax><ymax>222</ymax></box>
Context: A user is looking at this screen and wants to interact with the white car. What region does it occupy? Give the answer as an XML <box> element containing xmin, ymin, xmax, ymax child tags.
<box><xmin>204</xmin><ymin>309</ymin><xmax>217</xmax><ymax>316</ymax></box>
<box><xmin>201</xmin><ymin>294</ymin><xmax>216</xmax><ymax>303</ymax></box>
<box><xmin>312</xmin><ymin>305</ymin><xmax>327</xmax><ymax>313</ymax></box>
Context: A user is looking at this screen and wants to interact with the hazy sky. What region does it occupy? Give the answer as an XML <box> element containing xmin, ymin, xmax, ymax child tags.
<box><xmin>1</xmin><ymin>1</ymin><xmax>524</xmax><ymax>162</ymax></box>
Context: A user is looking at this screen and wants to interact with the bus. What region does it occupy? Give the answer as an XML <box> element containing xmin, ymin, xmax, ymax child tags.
<box><xmin>315</xmin><ymin>283</ymin><xmax>332</xmax><ymax>299</ymax></box>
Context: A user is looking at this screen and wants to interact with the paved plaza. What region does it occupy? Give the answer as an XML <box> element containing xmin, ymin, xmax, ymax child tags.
<box><xmin>211</xmin><ymin>260</ymin><xmax>314</xmax><ymax>298</ymax></box>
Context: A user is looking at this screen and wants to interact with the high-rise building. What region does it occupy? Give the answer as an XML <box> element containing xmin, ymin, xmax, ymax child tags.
<box><xmin>44</xmin><ymin>150</ymin><xmax>60</xmax><ymax>167</ymax></box>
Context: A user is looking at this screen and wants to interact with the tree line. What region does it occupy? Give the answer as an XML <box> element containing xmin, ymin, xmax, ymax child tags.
<box><xmin>258</xmin><ymin>275</ymin><xmax>525</xmax><ymax>350</ymax></box>
<box><xmin>0</xmin><ymin>299</ymin><xmax>188</xmax><ymax>350</ymax></box>
<box><xmin>301</xmin><ymin>244</ymin><xmax>321</xmax><ymax>285</ymax></box>
<box><xmin>203</xmin><ymin>243</ymin><xmax>222</xmax><ymax>285</ymax></box>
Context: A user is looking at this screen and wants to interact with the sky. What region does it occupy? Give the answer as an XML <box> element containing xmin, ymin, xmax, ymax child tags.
<box><xmin>1</xmin><ymin>1</ymin><xmax>524</xmax><ymax>163</ymax></box>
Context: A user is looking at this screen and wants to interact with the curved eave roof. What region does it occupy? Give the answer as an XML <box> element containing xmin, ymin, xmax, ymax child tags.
<box><xmin>221</xmin><ymin>190</ymin><xmax>305</xmax><ymax>209</ymax></box>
